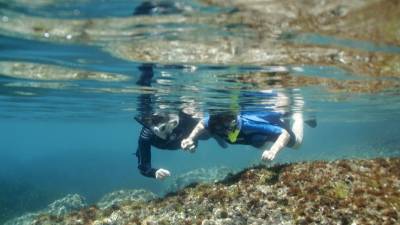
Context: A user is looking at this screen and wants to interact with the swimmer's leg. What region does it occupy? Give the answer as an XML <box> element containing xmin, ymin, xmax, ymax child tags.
<box><xmin>291</xmin><ymin>112</ymin><xmax>303</xmax><ymax>149</ymax></box>
<box><xmin>289</xmin><ymin>88</ymin><xmax>304</xmax><ymax>148</ymax></box>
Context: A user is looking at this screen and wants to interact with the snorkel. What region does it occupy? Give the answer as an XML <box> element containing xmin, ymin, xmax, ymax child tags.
<box><xmin>227</xmin><ymin>127</ymin><xmax>240</xmax><ymax>143</ymax></box>
<box><xmin>209</xmin><ymin>113</ymin><xmax>241</xmax><ymax>143</ymax></box>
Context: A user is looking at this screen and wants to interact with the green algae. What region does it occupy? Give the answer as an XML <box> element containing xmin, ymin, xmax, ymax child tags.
<box><xmin>330</xmin><ymin>181</ymin><xmax>350</xmax><ymax>199</ymax></box>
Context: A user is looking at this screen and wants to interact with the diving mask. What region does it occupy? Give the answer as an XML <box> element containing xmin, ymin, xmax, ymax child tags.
<box><xmin>215</xmin><ymin>119</ymin><xmax>240</xmax><ymax>143</ymax></box>
<box><xmin>151</xmin><ymin>114</ymin><xmax>179</xmax><ymax>140</ymax></box>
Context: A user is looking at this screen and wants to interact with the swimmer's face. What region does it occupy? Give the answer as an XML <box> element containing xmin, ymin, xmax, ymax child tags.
<box><xmin>209</xmin><ymin>113</ymin><xmax>237</xmax><ymax>137</ymax></box>
<box><xmin>151</xmin><ymin>114</ymin><xmax>179</xmax><ymax>140</ymax></box>
<box><xmin>213</xmin><ymin>119</ymin><xmax>237</xmax><ymax>135</ymax></box>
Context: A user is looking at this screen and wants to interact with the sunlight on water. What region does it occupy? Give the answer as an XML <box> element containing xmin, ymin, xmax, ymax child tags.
<box><xmin>0</xmin><ymin>0</ymin><xmax>400</xmax><ymax>224</ymax></box>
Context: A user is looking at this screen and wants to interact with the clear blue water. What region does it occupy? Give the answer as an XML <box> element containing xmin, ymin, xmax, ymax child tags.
<box><xmin>1</xmin><ymin>0</ymin><xmax>400</xmax><ymax>222</ymax></box>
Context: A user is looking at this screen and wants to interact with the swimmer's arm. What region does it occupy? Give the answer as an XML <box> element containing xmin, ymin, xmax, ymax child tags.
<box><xmin>136</xmin><ymin>131</ymin><xmax>157</xmax><ymax>178</ymax></box>
<box><xmin>188</xmin><ymin>120</ymin><xmax>206</xmax><ymax>140</ymax></box>
<box><xmin>181</xmin><ymin>121</ymin><xmax>206</xmax><ymax>151</ymax></box>
<box><xmin>261</xmin><ymin>129</ymin><xmax>290</xmax><ymax>161</ymax></box>
<box><xmin>136</xmin><ymin>127</ymin><xmax>172</xmax><ymax>180</ymax></box>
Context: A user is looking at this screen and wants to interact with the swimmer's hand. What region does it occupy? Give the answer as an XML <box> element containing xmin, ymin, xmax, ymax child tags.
<box><xmin>262</xmin><ymin>130</ymin><xmax>290</xmax><ymax>161</ymax></box>
<box><xmin>181</xmin><ymin>138</ymin><xmax>196</xmax><ymax>153</ymax></box>
<box><xmin>261</xmin><ymin>149</ymin><xmax>278</xmax><ymax>161</ymax></box>
<box><xmin>155</xmin><ymin>168</ymin><xmax>171</xmax><ymax>180</ymax></box>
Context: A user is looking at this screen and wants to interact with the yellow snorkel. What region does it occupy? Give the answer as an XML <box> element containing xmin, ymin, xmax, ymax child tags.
<box><xmin>227</xmin><ymin>90</ymin><xmax>240</xmax><ymax>143</ymax></box>
<box><xmin>227</xmin><ymin>128</ymin><xmax>240</xmax><ymax>143</ymax></box>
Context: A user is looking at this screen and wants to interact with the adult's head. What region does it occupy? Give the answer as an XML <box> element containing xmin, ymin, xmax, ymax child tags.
<box><xmin>135</xmin><ymin>112</ymin><xmax>179</xmax><ymax>140</ymax></box>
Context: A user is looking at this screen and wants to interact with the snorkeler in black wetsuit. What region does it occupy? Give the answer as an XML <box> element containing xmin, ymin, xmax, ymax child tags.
<box><xmin>135</xmin><ymin>111</ymin><xmax>202</xmax><ymax>179</ymax></box>
<box><xmin>134</xmin><ymin>63</ymin><xmax>225</xmax><ymax>179</ymax></box>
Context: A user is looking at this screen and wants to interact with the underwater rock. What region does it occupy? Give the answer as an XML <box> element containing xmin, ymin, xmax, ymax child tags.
<box><xmin>46</xmin><ymin>194</ymin><xmax>87</xmax><ymax>217</ymax></box>
<box><xmin>96</xmin><ymin>189</ymin><xmax>157</xmax><ymax>209</ymax></box>
<box><xmin>165</xmin><ymin>166</ymin><xmax>235</xmax><ymax>193</ymax></box>
<box><xmin>25</xmin><ymin>157</ymin><xmax>400</xmax><ymax>224</ymax></box>
<box><xmin>4</xmin><ymin>212</ymin><xmax>39</xmax><ymax>225</ymax></box>
<box><xmin>4</xmin><ymin>193</ymin><xmax>87</xmax><ymax>225</ymax></box>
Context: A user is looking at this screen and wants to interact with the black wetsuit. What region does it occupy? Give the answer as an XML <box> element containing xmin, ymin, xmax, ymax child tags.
<box><xmin>135</xmin><ymin>111</ymin><xmax>199</xmax><ymax>178</ymax></box>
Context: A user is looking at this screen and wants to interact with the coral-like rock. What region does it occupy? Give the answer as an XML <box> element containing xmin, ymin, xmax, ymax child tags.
<box><xmin>165</xmin><ymin>166</ymin><xmax>235</xmax><ymax>193</ymax></box>
<box><xmin>46</xmin><ymin>194</ymin><xmax>87</xmax><ymax>217</ymax></box>
<box><xmin>7</xmin><ymin>158</ymin><xmax>400</xmax><ymax>225</ymax></box>
<box><xmin>97</xmin><ymin>189</ymin><xmax>157</xmax><ymax>209</ymax></box>
<box><xmin>5</xmin><ymin>194</ymin><xmax>87</xmax><ymax>225</ymax></box>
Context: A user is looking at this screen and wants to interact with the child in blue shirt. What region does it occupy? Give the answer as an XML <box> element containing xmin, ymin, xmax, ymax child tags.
<box><xmin>181</xmin><ymin>110</ymin><xmax>304</xmax><ymax>161</ymax></box>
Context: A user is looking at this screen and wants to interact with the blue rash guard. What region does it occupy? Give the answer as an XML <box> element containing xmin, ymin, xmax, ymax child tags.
<box><xmin>203</xmin><ymin>111</ymin><xmax>296</xmax><ymax>148</ymax></box>
<box><xmin>135</xmin><ymin>112</ymin><xmax>199</xmax><ymax>178</ymax></box>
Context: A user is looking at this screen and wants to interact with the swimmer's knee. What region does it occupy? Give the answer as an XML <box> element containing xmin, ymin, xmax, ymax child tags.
<box><xmin>287</xmin><ymin>135</ymin><xmax>302</xmax><ymax>149</ymax></box>
<box><xmin>291</xmin><ymin>138</ymin><xmax>302</xmax><ymax>149</ymax></box>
